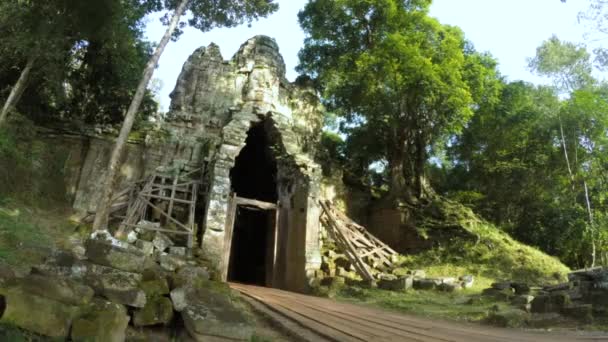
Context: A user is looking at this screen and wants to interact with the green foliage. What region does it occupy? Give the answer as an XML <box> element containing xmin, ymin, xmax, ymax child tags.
<box><xmin>298</xmin><ymin>0</ymin><xmax>500</xmax><ymax>199</ymax></box>
<box><xmin>437</xmin><ymin>59</ymin><xmax>608</xmax><ymax>267</ymax></box>
<box><xmin>528</xmin><ymin>35</ymin><xmax>594</xmax><ymax>93</ymax></box>
<box><xmin>0</xmin><ymin>0</ymin><xmax>158</xmax><ymax>126</ymax></box>
<box><xmin>0</xmin><ymin>208</ymin><xmax>51</xmax><ymax>267</ymax></box>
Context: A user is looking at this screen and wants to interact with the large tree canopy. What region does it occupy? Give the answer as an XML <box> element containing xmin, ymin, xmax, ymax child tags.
<box><xmin>298</xmin><ymin>0</ymin><xmax>499</xmax><ymax>202</ymax></box>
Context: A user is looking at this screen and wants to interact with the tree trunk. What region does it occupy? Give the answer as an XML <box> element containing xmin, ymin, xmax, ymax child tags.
<box><xmin>0</xmin><ymin>56</ymin><xmax>35</xmax><ymax>128</ymax></box>
<box><xmin>558</xmin><ymin>116</ymin><xmax>575</xmax><ymax>187</ymax></box>
<box><xmin>92</xmin><ymin>0</ymin><xmax>190</xmax><ymax>231</ymax></box>
<box><xmin>583</xmin><ymin>180</ymin><xmax>597</xmax><ymax>267</ymax></box>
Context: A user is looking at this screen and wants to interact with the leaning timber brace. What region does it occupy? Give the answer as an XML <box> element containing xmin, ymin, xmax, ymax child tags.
<box><xmin>319</xmin><ymin>200</ymin><xmax>399</xmax><ymax>281</ymax></box>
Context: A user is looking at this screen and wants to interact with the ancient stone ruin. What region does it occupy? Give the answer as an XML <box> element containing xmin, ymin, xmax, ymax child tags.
<box><xmin>69</xmin><ymin>35</ymin><xmax>325</xmax><ymax>292</ymax></box>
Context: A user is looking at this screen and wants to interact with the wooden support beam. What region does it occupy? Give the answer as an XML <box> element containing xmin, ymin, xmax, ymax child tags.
<box><xmin>122</xmin><ymin>223</ymin><xmax>191</xmax><ymax>235</ymax></box>
<box><xmin>235</xmin><ymin>197</ymin><xmax>277</xmax><ymax>210</ymax></box>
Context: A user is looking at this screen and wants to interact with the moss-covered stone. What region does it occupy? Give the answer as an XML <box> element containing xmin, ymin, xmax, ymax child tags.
<box><xmin>85</xmin><ymin>239</ymin><xmax>147</xmax><ymax>273</ymax></box>
<box><xmin>84</xmin><ymin>263</ymin><xmax>146</xmax><ymax>308</ymax></box>
<box><xmin>485</xmin><ymin>309</ymin><xmax>529</xmax><ymax>328</ymax></box>
<box><xmin>71</xmin><ymin>299</ymin><xmax>130</xmax><ymax>342</ymax></box>
<box><xmin>133</xmin><ymin>296</ymin><xmax>174</xmax><ymax>326</ymax></box>
<box><xmin>140</xmin><ymin>279</ymin><xmax>170</xmax><ymax>297</ymax></box>
<box><xmin>0</xmin><ymin>287</ymin><xmax>81</xmax><ymax>338</ymax></box>
<box><xmin>531</xmin><ymin>292</ymin><xmax>571</xmax><ymax>313</ymax></box>
<box><xmin>18</xmin><ymin>273</ymin><xmax>94</xmax><ymax>306</ymax></box>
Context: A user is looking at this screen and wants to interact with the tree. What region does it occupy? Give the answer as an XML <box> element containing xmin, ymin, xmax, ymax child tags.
<box><xmin>529</xmin><ymin>36</ymin><xmax>601</xmax><ymax>266</ymax></box>
<box><xmin>0</xmin><ymin>0</ymin><xmax>157</xmax><ymax>126</ymax></box>
<box><xmin>92</xmin><ymin>0</ymin><xmax>278</xmax><ymax>231</ymax></box>
<box><xmin>297</xmin><ymin>0</ymin><xmax>499</xmax><ymax>202</ymax></box>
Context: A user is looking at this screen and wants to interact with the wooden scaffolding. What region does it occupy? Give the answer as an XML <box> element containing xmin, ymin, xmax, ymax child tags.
<box><xmin>115</xmin><ymin>166</ymin><xmax>205</xmax><ymax>248</ymax></box>
<box><xmin>320</xmin><ymin>200</ymin><xmax>398</xmax><ymax>281</ymax></box>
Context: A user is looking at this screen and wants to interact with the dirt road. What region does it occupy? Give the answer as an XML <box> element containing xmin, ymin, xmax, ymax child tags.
<box><xmin>231</xmin><ymin>283</ymin><xmax>608</xmax><ymax>342</ymax></box>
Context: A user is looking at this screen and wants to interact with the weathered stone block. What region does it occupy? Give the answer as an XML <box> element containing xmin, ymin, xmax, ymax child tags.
<box><xmin>152</xmin><ymin>232</ymin><xmax>174</xmax><ymax>252</ymax></box>
<box><xmin>71</xmin><ymin>299</ymin><xmax>130</xmax><ymax>342</ymax></box>
<box><xmin>136</xmin><ymin>240</ymin><xmax>154</xmax><ymax>256</ymax></box>
<box><xmin>169</xmin><ymin>246</ymin><xmax>187</xmax><ymax>256</ymax></box>
<box><xmin>133</xmin><ymin>296</ymin><xmax>174</xmax><ymax>326</ymax></box>
<box><xmin>413</xmin><ymin>278</ymin><xmax>436</xmax><ymax>290</ymax></box>
<box><xmin>85</xmin><ymin>239</ymin><xmax>147</xmax><ymax>273</ymax></box>
<box><xmin>18</xmin><ymin>274</ymin><xmax>94</xmax><ymax>306</ymax></box>
<box><xmin>140</xmin><ymin>279</ymin><xmax>170</xmax><ymax>297</ymax></box>
<box><xmin>160</xmin><ymin>254</ymin><xmax>187</xmax><ymax>272</ymax></box>
<box><xmin>84</xmin><ymin>263</ymin><xmax>146</xmax><ymax>308</ymax></box>
<box><xmin>531</xmin><ymin>292</ymin><xmax>570</xmax><ymax>313</ymax></box>
<box><xmin>1</xmin><ymin>287</ymin><xmax>80</xmax><ymax>338</ymax></box>
<box><xmin>378</xmin><ymin>277</ymin><xmax>413</xmax><ymax>291</ymax></box>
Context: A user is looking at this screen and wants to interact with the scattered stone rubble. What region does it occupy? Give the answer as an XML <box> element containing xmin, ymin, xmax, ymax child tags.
<box><xmin>481</xmin><ymin>267</ymin><xmax>608</xmax><ymax>325</ymax></box>
<box><xmin>0</xmin><ymin>230</ymin><xmax>255</xmax><ymax>341</ymax></box>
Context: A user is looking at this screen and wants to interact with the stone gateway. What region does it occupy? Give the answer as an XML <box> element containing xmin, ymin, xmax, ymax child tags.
<box><xmin>71</xmin><ymin>36</ymin><xmax>325</xmax><ymax>293</ymax></box>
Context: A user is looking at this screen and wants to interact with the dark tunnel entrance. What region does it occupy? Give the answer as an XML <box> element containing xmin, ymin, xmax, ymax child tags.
<box><xmin>227</xmin><ymin>120</ymin><xmax>278</xmax><ymax>286</ymax></box>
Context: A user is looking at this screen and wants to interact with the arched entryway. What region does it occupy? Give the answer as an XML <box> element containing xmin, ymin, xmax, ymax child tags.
<box><xmin>226</xmin><ymin>120</ymin><xmax>279</xmax><ymax>286</ymax></box>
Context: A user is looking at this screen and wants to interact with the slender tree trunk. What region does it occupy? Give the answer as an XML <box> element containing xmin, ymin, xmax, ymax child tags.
<box><xmin>583</xmin><ymin>180</ymin><xmax>597</xmax><ymax>267</ymax></box>
<box><xmin>92</xmin><ymin>0</ymin><xmax>190</xmax><ymax>231</ymax></box>
<box><xmin>558</xmin><ymin>116</ymin><xmax>575</xmax><ymax>186</ymax></box>
<box><xmin>0</xmin><ymin>56</ymin><xmax>35</xmax><ymax>128</ymax></box>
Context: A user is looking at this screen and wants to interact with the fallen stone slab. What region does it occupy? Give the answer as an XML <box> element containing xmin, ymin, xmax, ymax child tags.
<box><xmin>71</xmin><ymin>298</ymin><xmax>130</xmax><ymax>342</ymax></box>
<box><xmin>0</xmin><ymin>287</ymin><xmax>81</xmax><ymax>338</ymax></box>
<box><xmin>85</xmin><ymin>238</ymin><xmax>147</xmax><ymax>273</ymax></box>
<box><xmin>84</xmin><ymin>263</ymin><xmax>146</xmax><ymax>308</ymax></box>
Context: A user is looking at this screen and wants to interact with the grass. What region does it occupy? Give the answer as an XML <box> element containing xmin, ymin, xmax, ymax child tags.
<box><xmin>334</xmin><ymin>285</ymin><xmax>511</xmax><ymax>323</ymax></box>
<box><xmin>0</xmin><ymin>199</ymin><xmax>77</xmax><ymax>270</ymax></box>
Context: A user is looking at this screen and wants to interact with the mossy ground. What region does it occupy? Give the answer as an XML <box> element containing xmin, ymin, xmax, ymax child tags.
<box><xmin>0</xmin><ymin>202</ymin><xmax>77</xmax><ymax>270</ymax></box>
<box><xmin>404</xmin><ymin>198</ymin><xmax>570</xmax><ymax>285</ymax></box>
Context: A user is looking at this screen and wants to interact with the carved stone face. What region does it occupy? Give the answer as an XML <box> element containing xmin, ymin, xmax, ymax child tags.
<box><xmin>244</xmin><ymin>67</ymin><xmax>279</xmax><ymax>104</ymax></box>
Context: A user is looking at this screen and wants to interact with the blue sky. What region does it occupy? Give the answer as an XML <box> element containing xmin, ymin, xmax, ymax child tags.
<box><xmin>144</xmin><ymin>0</ymin><xmax>593</xmax><ymax>111</ymax></box>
